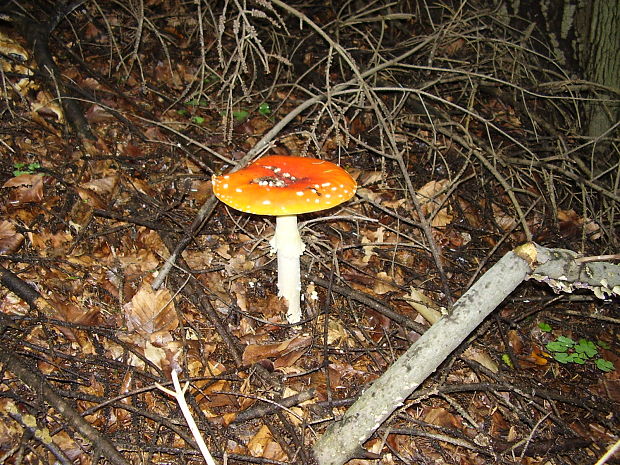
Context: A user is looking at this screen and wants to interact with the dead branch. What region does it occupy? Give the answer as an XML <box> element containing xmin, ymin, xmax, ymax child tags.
<box><xmin>312</xmin><ymin>242</ymin><xmax>620</xmax><ymax>465</ymax></box>
<box><xmin>0</xmin><ymin>350</ymin><xmax>130</xmax><ymax>465</ymax></box>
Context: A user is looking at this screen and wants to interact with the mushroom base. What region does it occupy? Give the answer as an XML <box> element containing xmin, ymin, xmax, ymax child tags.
<box><xmin>270</xmin><ymin>215</ymin><xmax>305</xmax><ymax>324</ymax></box>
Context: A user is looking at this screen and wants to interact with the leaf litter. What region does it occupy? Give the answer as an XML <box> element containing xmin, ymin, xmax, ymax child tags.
<box><xmin>0</xmin><ymin>2</ymin><xmax>618</xmax><ymax>465</ymax></box>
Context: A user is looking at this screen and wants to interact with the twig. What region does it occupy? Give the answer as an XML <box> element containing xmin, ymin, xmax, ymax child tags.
<box><xmin>594</xmin><ymin>438</ymin><xmax>620</xmax><ymax>465</ymax></box>
<box><xmin>156</xmin><ymin>369</ymin><xmax>217</xmax><ymax>465</ymax></box>
<box><xmin>0</xmin><ymin>350</ymin><xmax>130</xmax><ymax>465</ymax></box>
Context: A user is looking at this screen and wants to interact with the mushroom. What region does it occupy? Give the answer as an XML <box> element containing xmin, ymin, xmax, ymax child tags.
<box><xmin>212</xmin><ymin>155</ymin><xmax>356</xmax><ymax>324</ymax></box>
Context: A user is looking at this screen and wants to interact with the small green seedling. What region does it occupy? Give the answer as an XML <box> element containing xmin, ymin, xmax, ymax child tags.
<box><xmin>185</xmin><ymin>98</ymin><xmax>209</xmax><ymax>107</ymax></box>
<box><xmin>13</xmin><ymin>162</ymin><xmax>41</xmax><ymax>176</ymax></box>
<box><xmin>232</xmin><ymin>109</ymin><xmax>249</xmax><ymax>121</ymax></box>
<box><xmin>501</xmin><ymin>353</ymin><xmax>514</xmax><ymax>368</ymax></box>
<box><xmin>545</xmin><ymin>335</ymin><xmax>615</xmax><ymax>372</ymax></box>
<box><xmin>258</xmin><ymin>102</ymin><xmax>271</xmax><ymax>116</ymax></box>
<box><xmin>219</xmin><ymin>102</ymin><xmax>272</xmax><ymax>123</ymax></box>
<box><xmin>191</xmin><ymin>116</ymin><xmax>205</xmax><ymax>125</ymax></box>
<box><xmin>203</xmin><ymin>74</ymin><xmax>220</xmax><ymax>85</ymax></box>
<box><xmin>538</xmin><ymin>322</ymin><xmax>552</xmax><ymax>332</ymax></box>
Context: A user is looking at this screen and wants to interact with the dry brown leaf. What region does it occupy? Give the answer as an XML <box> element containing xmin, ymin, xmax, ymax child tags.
<box><xmin>118</xmin><ymin>249</ymin><xmax>160</xmax><ymax>275</ymax></box>
<box><xmin>507</xmin><ymin>329</ymin><xmax>523</xmax><ymax>354</ymax></box>
<box><xmin>143</xmin><ymin>341</ymin><xmax>166</xmax><ymax>368</ymax></box>
<box><xmin>325</xmin><ymin>317</ymin><xmax>348</xmax><ymax>346</ymax></box>
<box><xmin>492</xmin><ymin>203</ymin><xmax>517</xmax><ymax>232</ymax></box>
<box><xmin>31</xmin><ymin>90</ymin><xmax>64</xmax><ymax>121</ymax></box>
<box><xmin>124</xmin><ymin>285</ymin><xmax>178</xmax><ymax>336</ymax></box>
<box><xmin>416</xmin><ymin>179</ymin><xmax>453</xmax><ymax>227</ymax></box>
<box><xmin>442</xmin><ymin>38</ymin><xmax>465</xmax><ymax>55</ymax></box>
<box><xmin>423</xmin><ymin>406</ymin><xmax>462</xmax><ymax>429</ymax></box>
<box><xmin>0</xmin><ymin>220</ymin><xmax>24</xmax><ymax>254</ymax></box>
<box><xmin>247</xmin><ymin>425</ymin><xmax>287</xmax><ymax>461</ymax></box>
<box><xmin>85</xmin><ymin>104</ymin><xmax>114</xmax><ymax>123</ymax></box>
<box><xmin>274</xmin><ymin>347</ymin><xmax>306</xmax><ymax>369</ymax></box>
<box><xmin>3</xmin><ymin>173</ymin><xmax>45</xmax><ymax>204</ymax></box>
<box><xmin>373</xmin><ymin>271</ymin><xmax>399</xmax><ymax>295</ymax></box>
<box><xmin>463</xmin><ymin>347</ymin><xmax>499</xmax><ymax>373</ymax></box>
<box><xmin>81</xmin><ymin>176</ymin><xmax>119</xmax><ymax>196</ymax></box>
<box><xmin>242</xmin><ymin>335</ymin><xmax>312</xmax><ymax>366</ymax></box>
<box><xmin>406</xmin><ymin>288</ymin><xmax>442</xmax><ymax>324</ymax></box>
<box><xmin>187</xmin><ymin>179</ymin><xmax>213</xmax><ymax>204</ymax></box>
<box><xmin>558</xmin><ymin>209</ymin><xmax>601</xmax><ymax>240</ymax></box>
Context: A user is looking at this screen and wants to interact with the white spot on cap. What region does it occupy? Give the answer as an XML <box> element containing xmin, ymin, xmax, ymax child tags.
<box><xmin>262</xmin><ymin>200</ymin><xmax>271</xmax><ymax>205</ymax></box>
<box><xmin>321</xmin><ymin>182</ymin><xmax>331</xmax><ymax>187</ymax></box>
<box><xmin>235</xmin><ymin>188</ymin><xmax>242</xmax><ymax>192</ymax></box>
<box><xmin>296</xmin><ymin>191</ymin><xmax>304</xmax><ymax>196</ymax></box>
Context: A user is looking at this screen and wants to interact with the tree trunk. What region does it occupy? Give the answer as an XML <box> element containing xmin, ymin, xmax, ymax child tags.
<box><xmin>583</xmin><ymin>0</ymin><xmax>620</xmax><ymax>139</ymax></box>
<box><xmin>499</xmin><ymin>0</ymin><xmax>620</xmax><ymax>140</ymax></box>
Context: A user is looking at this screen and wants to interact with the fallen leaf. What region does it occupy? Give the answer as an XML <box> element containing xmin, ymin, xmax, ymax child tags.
<box><xmin>0</xmin><ymin>220</ymin><xmax>24</xmax><ymax>254</ymax></box>
<box><xmin>463</xmin><ymin>346</ymin><xmax>499</xmax><ymax>373</ymax></box>
<box><xmin>3</xmin><ymin>174</ymin><xmax>45</xmax><ymax>204</ymax></box>
<box><xmin>417</xmin><ymin>179</ymin><xmax>453</xmax><ymax>227</ymax></box>
<box><xmin>242</xmin><ymin>336</ymin><xmax>312</xmax><ymax>366</ymax></box>
<box><xmin>424</xmin><ymin>406</ymin><xmax>462</xmax><ymax>429</ymax></box>
<box><xmin>124</xmin><ymin>284</ymin><xmax>178</xmax><ymax>336</ymax></box>
<box><xmin>373</xmin><ymin>271</ymin><xmax>399</xmax><ymax>294</ymax></box>
<box><xmin>406</xmin><ymin>288</ymin><xmax>442</xmax><ymax>324</ymax></box>
<box><xmin>247</xmin><ymin>425</ymin><xmax>287</xmax><ymax>461</ymax></box>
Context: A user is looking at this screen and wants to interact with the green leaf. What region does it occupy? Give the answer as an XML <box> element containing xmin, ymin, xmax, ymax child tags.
<box><xmin>191</xmin><ymin>116</ymin><xmax>205</xmax><ymax>125</ymax></box>
<box><xmin>538</xmin><ymin>322</ymin><xmax>552</xmax><ymax>332</ymax></box>
<box><xmin>176</xmin><ymin>109</ymin><xmax>188</xmax><ymax>116</ymax></box>
<box><xmin>595</xmin><ymin>359</ymin><xmax>615</xmax><ymax>372</ymax></box>
<box><xmin>185</xmin><ymin>98</ymin><xmax>208</xmax><ymax>107</ymax></box>
<box><xmin>556</xmin><ymin>336</ymin><xmax>575</xmax><ymax>346</ymax></box>
<box><xmin>501</xmin><ymin>353</ymin><xmax>513</xmax><ymax>368</ymax></box>
<box><xmin>258</xmin><ymin>102</ymin><xmax>271</xmax><ymax>116</ymax></box>
<box><xmin>553</xmin><ymin>352</ymin><xmax>572</xmax><ymax>364</ymax></box>
<box><xmin>574</xmin><ymin>339</ymin><xmax>598</xmax><ymax>358</ymax></box>
<box><xmin>13</xmin><ymin>162</ymin><xmax>41</xmax><ymax>176</ymax></box>
<box><xmin>233</xmin><ymin>110</ymin><xmax>249</xmax><ymax>121</ymax></box>
<box><xmin>547</xmin><ymin>340</ymin><xmax>571</xmax><ymax>353</ymax></box>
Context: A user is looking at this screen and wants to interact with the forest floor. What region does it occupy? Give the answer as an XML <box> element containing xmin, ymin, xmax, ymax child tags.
<box><xmin>0</xmin><ymin>1</ymin><xmax>618</xmax><ymax>465</ymax></box>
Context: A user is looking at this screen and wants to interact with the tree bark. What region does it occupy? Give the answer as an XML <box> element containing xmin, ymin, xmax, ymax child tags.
<box><xmin>583</xmin><ymin>0</ymin><xmax>620</xmax><ymax>139</ymax></box>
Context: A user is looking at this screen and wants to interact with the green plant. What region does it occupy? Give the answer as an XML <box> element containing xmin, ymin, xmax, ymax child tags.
<box><xmin>538</xmin><ymin>322</ymin><xmax>552</xmax><ymax>332</ymax></box>
<box><xmin>545</xmin><ymin>335</ymin><xmax>615</xmax><ymax>372</ymax></box>
<box><xmin>232</xmin><ymin>109</ymin><xmax>249</xmax><ymax>121</ymax></box>
<box><xmin>219</xmin><ymin>102</ymin><xmax>272</xmax><ymax>123</ymax></box>
<box><xmin>13</xmin><ymin>162</ymin><xmax>41</xmax><ymax>176</ymax></box>
<box><xmin>258</xmin><ymin>102</ymin><xmax>271</xmax><ymax>116</ymax></box>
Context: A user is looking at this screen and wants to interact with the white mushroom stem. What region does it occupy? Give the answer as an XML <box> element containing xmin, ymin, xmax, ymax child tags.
<box><xmin>270</xmin><ymin>215</ymin><xmax>305</xmax><ymax>324</ymax></box>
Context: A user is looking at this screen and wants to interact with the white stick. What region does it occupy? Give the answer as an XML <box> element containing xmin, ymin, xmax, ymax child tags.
<box><xmin>313</xmin><ymin>250</ymin><xmax>531</xmax><ymax>465</ymax></box>
<box><xmin>156</xmin><ymin>370</ymin><xmax>217</xmax><ymax>465</ymax></box>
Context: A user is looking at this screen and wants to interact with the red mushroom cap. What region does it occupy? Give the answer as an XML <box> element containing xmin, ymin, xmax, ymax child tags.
<box><xmin>212</xmin><ymin>155</ymin><xmax>357</xmax><ymax>216</ymax></box>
